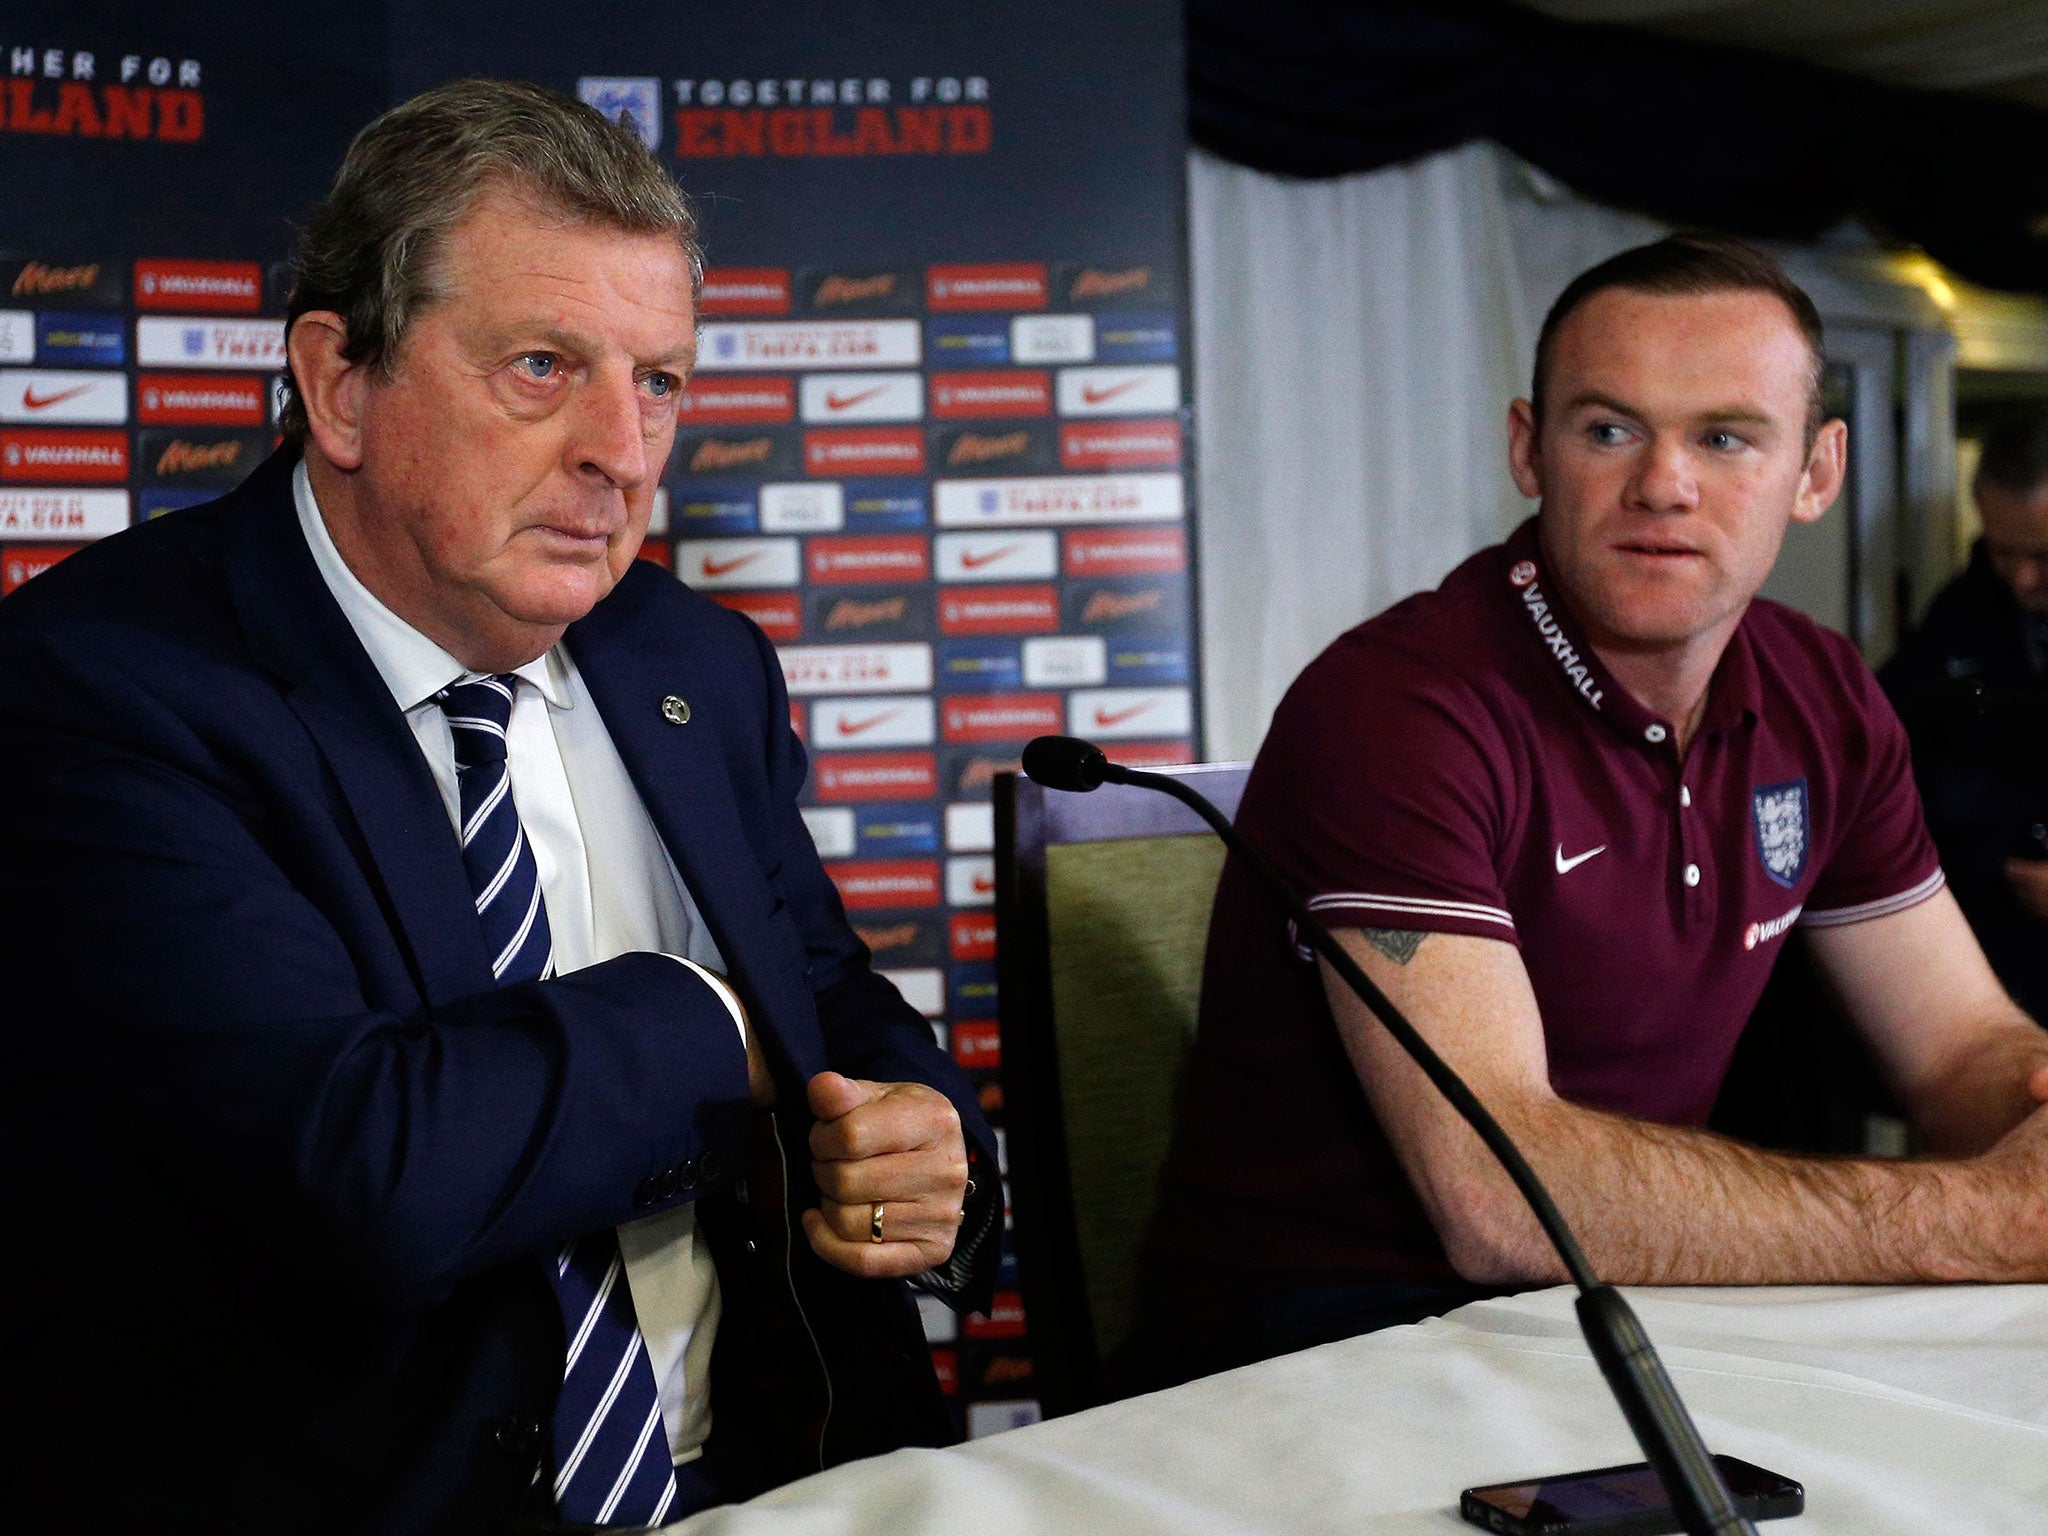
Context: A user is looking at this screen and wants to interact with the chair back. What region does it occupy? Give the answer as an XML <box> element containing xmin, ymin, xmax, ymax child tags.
<box><xmin>993</xmin><ymin>761</ymin><xmax>1248</xmax><ymax>1417</ymax></box>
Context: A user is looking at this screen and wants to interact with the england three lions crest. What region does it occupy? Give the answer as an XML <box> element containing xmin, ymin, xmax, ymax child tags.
<box><xmin>1753</xmin><ymin>778</ymin><xmax>1809</xmax><ymax>889</ymax></box>
<box><xmin>577</xmin><ymin>77</ymin><xmax>663</xmax><ymax>152</ymax></box>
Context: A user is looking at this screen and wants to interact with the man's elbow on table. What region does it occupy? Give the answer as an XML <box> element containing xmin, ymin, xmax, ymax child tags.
<box><xmin>1411</xmin><ymin>1143</ymin><xmax>1570</xmax><ymax>1288</ymax></box>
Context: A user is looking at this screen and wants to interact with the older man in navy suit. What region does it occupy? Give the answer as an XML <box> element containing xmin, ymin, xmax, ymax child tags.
<box><xmin>0</xmin><ymin>79</ymin><xmax>994</xmax><ymax>1534</ymax></box>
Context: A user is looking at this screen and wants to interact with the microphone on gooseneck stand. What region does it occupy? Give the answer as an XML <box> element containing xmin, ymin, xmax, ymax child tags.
<box><xmin>1019</xmin><ymin>735</ymin><xmax>1760</xmax><ymax>1536</ymax></box>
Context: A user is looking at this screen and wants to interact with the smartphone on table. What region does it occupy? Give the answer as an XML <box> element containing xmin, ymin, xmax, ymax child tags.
<box><xmin>1460</xmin><ymin>1453</ymin><xmax>1803</xmax><ymax>1535</ymax></box>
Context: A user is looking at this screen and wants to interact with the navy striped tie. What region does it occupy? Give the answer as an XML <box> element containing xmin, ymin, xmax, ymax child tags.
<box><xmin>438</xmin><ymin>676</ymin><xmax>679</xmax><ymax>1528</ymax></box>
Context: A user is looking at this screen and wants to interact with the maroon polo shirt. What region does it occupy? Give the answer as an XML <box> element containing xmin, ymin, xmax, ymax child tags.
<box><xmin>1153</xmin><ymin>518</ymin><xmax>1943</xmax><ymax>1302</ymax></box>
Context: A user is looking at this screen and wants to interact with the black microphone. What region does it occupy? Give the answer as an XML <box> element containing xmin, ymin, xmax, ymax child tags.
<box><xmin>1019</xmin><ymin>734</ymin><xmax>1118</xmax><ymax>793</ymax></box>
<box><xmin>1021</xmin><ymin>735</ymin><xmax>1758</xmax><ymax>1536</ymax></box>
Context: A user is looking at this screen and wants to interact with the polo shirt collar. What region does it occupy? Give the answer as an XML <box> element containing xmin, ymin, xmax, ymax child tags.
<box><xmin>293</xmin><ymin>460</ymin><xmax>572</xmax><ymax>713</ymax></box>
<box><xmin>1697</xmin><ymin>616</ymin><xmax>1762</xmax><ymax>739</ymax></box>
<box><xmin>1500</xmin><ymin>517</ymin><xmax>1758</xmax><ymax>749</ymax></box>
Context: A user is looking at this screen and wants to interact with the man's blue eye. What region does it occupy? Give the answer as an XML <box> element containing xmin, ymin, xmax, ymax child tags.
<box><xmin>518</xmin><ymin>354</ymin><xmax>556</xmax><ymax>379</ymax></box>
<box><xmin>645</xmin><ymin>372</ymin><xmax>674</xmax><ymax>398</ymax></box>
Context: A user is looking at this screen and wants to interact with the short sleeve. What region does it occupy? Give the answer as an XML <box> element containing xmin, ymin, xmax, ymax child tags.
<box><xmin>1237</xmin><ymin>628</ymin><xmax>1521</xmax><ymax>948</ymax></box>
<box><xmin>1800</xmin><ymin>653</ymin><xmax>1946</xmax><ymax>928</ymax></box>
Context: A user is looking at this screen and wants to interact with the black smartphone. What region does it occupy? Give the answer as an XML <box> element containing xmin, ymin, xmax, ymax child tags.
<box><xmin>1459</xmin><ymin>1454</ymin><xmax>1803</xmax><ymax>1536</ymax></box>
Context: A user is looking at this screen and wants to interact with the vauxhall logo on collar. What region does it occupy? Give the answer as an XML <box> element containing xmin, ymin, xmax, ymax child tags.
<box><xmin>1508</xmin><ymin>560</ymin><xmax>1604</xmax><ymax>710</ymax></box>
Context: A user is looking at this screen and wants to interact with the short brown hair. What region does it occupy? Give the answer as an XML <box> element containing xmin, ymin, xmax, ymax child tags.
<box><xmin>279</xmin><ymin>78</ymin><xmax>701</xmax><ymax>444</ymax></box>
<box><xmin>1531</xmin><ymin>233</ymin><xmax>1827</xmax><ymax>442</ymax></box>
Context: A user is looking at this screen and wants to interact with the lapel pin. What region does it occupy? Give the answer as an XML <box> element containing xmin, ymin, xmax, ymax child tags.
<box><xmin>661</xmin><ymin>695</ymin><xmax>691</xmax><ymax>725</ymax></box>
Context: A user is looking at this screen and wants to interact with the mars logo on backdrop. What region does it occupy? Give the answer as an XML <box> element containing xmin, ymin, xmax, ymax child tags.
<box><xmin>6</xmin><ymin>259</ymin><xmax>121</xmax><ymax>306</ymax></box>
<box><xmin>576</xmin><ymin>77</ymin><xmax>662</xmax><ymax>151</ymax></box>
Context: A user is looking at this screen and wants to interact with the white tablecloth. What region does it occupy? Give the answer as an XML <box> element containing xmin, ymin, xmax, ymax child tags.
<box><xmin>672</xmin><ymin>1285</ymin><xmax>2048</xmax><ymax>1535</ymax></box>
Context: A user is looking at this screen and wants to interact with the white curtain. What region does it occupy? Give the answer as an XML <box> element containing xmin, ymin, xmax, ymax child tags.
<box><xmin>1187</xmin><ymin>143</ymin><xmax>1540</xmax><ymax>761</ymax></box>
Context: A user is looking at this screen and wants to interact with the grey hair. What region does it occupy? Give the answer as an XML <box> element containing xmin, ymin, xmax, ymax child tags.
<box><xmin>279</xmin><ymin>77</ymin><xmax>702</xmax><ymax>443</ymax></box>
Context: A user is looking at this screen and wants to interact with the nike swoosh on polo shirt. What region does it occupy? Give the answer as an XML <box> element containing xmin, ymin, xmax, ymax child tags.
<box><xmin>1554</xmin><ymin>843</ymin><xmax>1607</xmax><ymax>875</ymax></box>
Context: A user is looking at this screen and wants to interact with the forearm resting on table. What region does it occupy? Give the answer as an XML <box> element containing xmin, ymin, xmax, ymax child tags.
<box><xmin>1322</xmin><ymin>927</ymin><xmax>2048</xmax><ymax>1290</ymax></box>
<box><xmin>1436</xmin><ymin>1091</ymin><xmax>2029</xmax><ymax>1287</ymax></box>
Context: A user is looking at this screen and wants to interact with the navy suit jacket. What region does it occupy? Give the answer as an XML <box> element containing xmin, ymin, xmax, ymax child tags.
<box><xmin>0</xmin><ymin>450</ymin><xmax>995</xmax><ymax>1534</ymax></box>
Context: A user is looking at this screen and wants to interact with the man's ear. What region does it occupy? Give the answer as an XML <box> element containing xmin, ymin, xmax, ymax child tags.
<box><xmin>287</xmin><ymin>312</ymin><xmax>368</xmax><ymax>471</ymax></box>
<box><xmin>1507</xmin><ymin>398</ymin><xmax>1543</xmax><ymax>500</ymax></box>
<box><xmin>1792</xmin><ymin>417</ymin><xmax>1849</xmax><ymax>526</ymax></box>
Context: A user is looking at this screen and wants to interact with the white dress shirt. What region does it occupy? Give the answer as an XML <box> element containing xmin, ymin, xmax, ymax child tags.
<box><xmin>295</xmin><ymin>462</ymin><xmax>738</xmax><ymax>1465</ymax></box>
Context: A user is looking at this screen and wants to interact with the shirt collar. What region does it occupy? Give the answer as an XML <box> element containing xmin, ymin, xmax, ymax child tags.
<box><xmin>1697</xmin><ymin>614</ymin><xmax>1762</xmax><ymax>738</ymax></box>
<box><xmin>1498</xmin><ymin>519</ymin><xmax>1640</xmax><ymax>734</ymax></box>
<box><xmin>293</xmin><ymin>460</ymin><xmax>572</xmax><ymax>713</ymax></box>
<box><xmin>1500</xmin><ymin>517</ymin><xmax>1757</xmax><ymax>749</ymax></box>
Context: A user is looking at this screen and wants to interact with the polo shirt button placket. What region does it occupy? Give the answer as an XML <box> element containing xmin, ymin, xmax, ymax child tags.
<box><xmin>1669</xmin><ymin>737</ymin><xmax>1710</xmax><ymax>924</ymax></box>
<box><xmin>1676</xmin><ymin>783</ymin><xmax>1700</xmax><ymax>908</ymax></box>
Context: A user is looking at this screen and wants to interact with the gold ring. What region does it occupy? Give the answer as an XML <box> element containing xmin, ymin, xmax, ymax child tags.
<box><xmin>869</xmin><ymin>1202</ymin><xmax>885</xmax><ymax>1243</ymax></box>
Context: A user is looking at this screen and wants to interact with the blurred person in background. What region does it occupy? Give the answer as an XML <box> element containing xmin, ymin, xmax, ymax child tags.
<box><xmin>1883</xmin><ymin>407</ymin><xmax>2048</xmax><ymax>1024</ymax></box>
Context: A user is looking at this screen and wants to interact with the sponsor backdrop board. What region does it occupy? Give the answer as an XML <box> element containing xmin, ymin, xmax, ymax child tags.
<box><xmin>2</xmin><ymin>1</ymin><xmax>1197</xmax><ymax>1432</ymax></box>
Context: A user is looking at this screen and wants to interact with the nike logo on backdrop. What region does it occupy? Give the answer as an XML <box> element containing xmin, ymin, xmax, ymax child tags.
<box><xmin>1092</xmin><ymin>702</ymin><xmax>1155</xmax><ymax>727</ymax></box>
<box><xmin>834</xmin><ymin>709</ymin><xmax>903</xmax><ymax>737</ymax></box>
<box><xmin>1554</xmin><ymin>843</ymin><xmax>1607</xmax><ymax>875</ymax></box>
<box><xmin>959</xmin><ymin>543</ymin><xmax>1022</xmax><ymax>568</ymax></box>
<box><xmin>22</xmin><ymin>384</ymin><xmax>95</xmax><ymax>410</ymax></box>
<box><xmin>700</xmin><ymin>553</ymin><xmax>766</xmax><ymax>577</ymax></box>
<box><xmin>1081</xmin><ymin>378</ymin><xmax>1147</xmax><ymax>406</ymax></box>
<box><xmin>825</xmin><ymin>385</ymin><xmax>889</xmax><ymax>411</ymax></box>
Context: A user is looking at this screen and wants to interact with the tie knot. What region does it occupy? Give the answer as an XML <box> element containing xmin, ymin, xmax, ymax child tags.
<box><xmin>438</xmin><ymin>675</ymin><xmax>517</xmax><ymax>768</ymax></box>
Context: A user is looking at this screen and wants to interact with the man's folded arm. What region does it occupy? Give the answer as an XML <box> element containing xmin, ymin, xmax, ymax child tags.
<box><xmin>1319</xmin><ymin>917</ymin><xmax>2048</xmax><ymax>1288</ymax></box>
<box><xmin>732</xmin><ymin>609</ymin><xmax>1001</xmax><ymax>1307</ymax></box>
<box><xmin>1804</xmin><ymin>887</ymin><xmax>2048</xmax><ymax>1155</ymax></box>
<box><xmin>0</xmin><ymin>662</ymin><xmax>753</xmax><ymax>1310</ymax></box>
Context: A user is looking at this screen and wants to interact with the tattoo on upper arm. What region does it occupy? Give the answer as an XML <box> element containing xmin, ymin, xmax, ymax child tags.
<box><xmin>1361</xmin><ymin>927</ymin><xmax>1427</xmax><ymax>965</ymax></box>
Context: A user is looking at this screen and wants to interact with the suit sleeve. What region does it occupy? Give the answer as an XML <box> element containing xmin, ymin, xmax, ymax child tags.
<box><xmin>0</xmin><ymin>624</ymin><xmax>752</xmax><ymax>1313</ymax></box>
<box><xmin>738</xmin><ymin>616</ymin><xmax>1002</xmax><ymax>1310</ymax></box>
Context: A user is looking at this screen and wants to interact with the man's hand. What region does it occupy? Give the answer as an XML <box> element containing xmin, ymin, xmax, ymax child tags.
<box><xmin>802</xmin><ymin>1071</ymin><xmax>968</xmax><ymax>1278</ymax></box>
<box><xmin>2005</xmin><ymin>857</ymin><xmax>2048</xmax><ymax>924</ymax></box>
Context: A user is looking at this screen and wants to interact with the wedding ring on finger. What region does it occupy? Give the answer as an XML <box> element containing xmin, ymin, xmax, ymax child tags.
<box><xmin>869</xmin><ymin>1201</ymin><xmax>885</xmax><ymax>1243</ymax></box>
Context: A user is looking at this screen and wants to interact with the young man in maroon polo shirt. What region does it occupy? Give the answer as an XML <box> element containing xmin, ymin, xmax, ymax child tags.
<box><xmin>1145</xmin><ymin>235</ymin><xmax>2048</xmax><ymax>1380</ymax></box>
